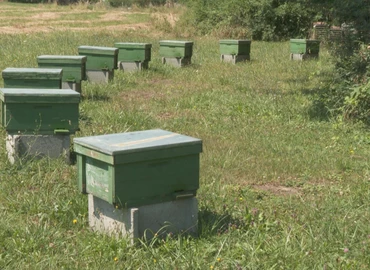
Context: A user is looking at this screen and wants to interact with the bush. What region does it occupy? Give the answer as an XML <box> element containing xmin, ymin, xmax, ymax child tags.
<box><xmin>317</xmin><ymin>42</ymin><xmax>370</xmax><ymax>124</ymax></box>
<box><xmin>179</xmin><ymin>0</ymin><xmax>314</xmax><ymax>40</ymax></box>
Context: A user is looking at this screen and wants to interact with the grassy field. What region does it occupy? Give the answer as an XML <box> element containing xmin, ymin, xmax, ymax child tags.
<box><xmin>1</xmin><ymin>2</ymin><xmax>370</xmax><ymax>269</ymax></box>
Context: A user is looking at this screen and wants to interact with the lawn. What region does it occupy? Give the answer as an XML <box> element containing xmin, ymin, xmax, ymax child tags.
<box><xmin>0</xmin><ymin>2</ymin><xmax>370</xmax><ymax>269</ymax></box>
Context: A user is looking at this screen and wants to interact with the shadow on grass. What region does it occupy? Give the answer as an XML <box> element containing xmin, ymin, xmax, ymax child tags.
<box><xmin>300</xmin><ymin>87</ymin><xmax>332</xmax><ymax>122</ymax></box>
<box><xmin>81</xmin><ymin>93</ymin><xmax>111</xmax><ymax>102</ymax></box>
<box><xmin>198</xmin><ymin>208</ymin><xmax>249</xmax><ymax>237</ymax></box>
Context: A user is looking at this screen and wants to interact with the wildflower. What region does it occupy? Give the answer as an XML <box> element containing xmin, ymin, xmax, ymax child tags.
<box><xmin>239</xmin><ymin>197</ymin><xmax>243</xmax><ymax>201</ymax></box>
<box><xmin>210</xmin><ymin>266</ymin><xmax>214</xmax><ymax>269</ymax></box>
<box><xmin>114</xmin><ymin>257</ymin><xmax>118</xmax><ymax>262</ymax></box>
<box><xmin>73</xmin><ymin>219</ymin><xmax>77</xmax><ymax>224</ymax></box>
<box><xmin>217</xmin><ymin>257</ymin><xmax>222</xmax><ymax>262</ymax></box>
<box><xmin>153</xmin><ymin>259</ymin><xmax>157</xmax><ymax>263</ymax></box>
<box><xmin>344</xmin><ymin>248</ymin><xmax>349</xmax><ymax>253</ymax></box>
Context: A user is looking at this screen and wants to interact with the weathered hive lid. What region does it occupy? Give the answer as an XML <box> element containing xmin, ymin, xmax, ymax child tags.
<box><xmin>219</xmin><ymin>40</ymin><xmax>251</xmax><ymax>45</ymax></box>
<box><xmin>290</xmin><ymin>39</ymin><xmax>319</xmax><ymax>42</ymax></box>
<box><xmin>74</xmin><ymin>129</ymin><xmax>202</xmax><ymax>164</ymax></box>
<box><xmin>0</xmin><ymin>88</ymin><xmax>80</xmax><ymax>103</ymax></box>
<box><xmin>37</xmin><ymin>55</ymin><xmax>87</xmax><ymax>64</ymax></box>
<box><xmin>159</xmin><ymin>40</ymin><xmax>193</xmax><ymax>46</ymax></box>
<box><xmin>78</xmin><ymin>46</ymin><xmax>118</xmax><ymax>55</ymax></box>
<box><xmin>2</xmin><ymin>68</ymin><xmax>63</xmax><ymax>79</ymax></box>
<box><xmin>114</xmin><ymin>42</ymin><xmax>152</xmax><ymax>49</ymax></box>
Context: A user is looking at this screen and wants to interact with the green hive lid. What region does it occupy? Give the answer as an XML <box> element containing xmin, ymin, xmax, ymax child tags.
<box><xmin>159</xmin><ymin>40</ymin><xmax>193</xmax><ymax>46</ymax></box>
<box><xmin>37</xmin><ymin>55</ymin><xmax>87</xmax><ymax>64</ymax></box>
<box><xmin>290</xmin><ymin>39</ymin><xmax>319</xmax><ymax>43</ymax></box>
<box><xmin>219</xmin><ymin>39</ymin><xmax>251</xmax><ymax>45</ymax></box>
<box><xmin>2</xmin><ymin>68</ymin><xmax>62</xmax><ymax>79</ymax></box>
<box><xmin>114</xmin><ymin>42</ymin><xmax>152</xmax><ymax>49</ymax></box>
<box><xmin>0</xmin><ymin>88</ymin><xmax>80</xmax><ymax>103</ymax></box>
<box><xmin>74</xmin><ymin>129</ymin><xmax>202</xmax><ymax>156</ymax></box>
<box><xmin>78</xmin><ymin>46</ymin><xmax>119</xmax><ymax>55</ymax></box>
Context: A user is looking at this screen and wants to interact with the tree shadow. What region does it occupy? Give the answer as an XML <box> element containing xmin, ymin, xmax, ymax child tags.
<box><xmin>299</xmin><ymin>87</ymin><xmax>332</xmax><ymax>122</ymax></box>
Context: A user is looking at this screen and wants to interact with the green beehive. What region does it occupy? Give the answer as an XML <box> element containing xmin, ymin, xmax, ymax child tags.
<box><xmin>219</xmin><ymin>40</ymin><xmax>251</xmax><ymax>55</ymax></box>
<box><xmin>290</xmin><ymin>39</ymin><xmax>320</xmax><ymax>55</ymax></box>
<box><xmin>0</xmin><ymin>88</ymin><xmax>80</xmax><ymax>135</ymax></box>
<box><xmin>37</xmin><ymin>55</ymin><xmax>87</xmax><ymax>82</ymax></box>
<box><xmin>78</xmin><ymin>46</ymin><xmax>118</xmax><ymax>71</ymax></box>
<box><xmin>74</xmin><ymin>129</ymin><xmax>202</xmax><ymax>208</ymax></box>
<box><xmin>114</xmin><ymin>42</ymin><xmax>152</xmax><ymax>62</ymax></box>
<box><xmin>2</xmin><ymin>68</ymin><xmax>62</xmax><ymax>89</ymax></box>
<box><xmin>159</xmin><ymin>40</ymin><xmax>193</xmax><ymax>58</ymax></box>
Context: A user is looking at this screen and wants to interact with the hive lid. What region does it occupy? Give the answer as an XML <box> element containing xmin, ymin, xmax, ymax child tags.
<box><xmin>0</xmin><ymin>88</ymin><xmax>80</xmax><ymax>103</ymax></box>
<box><xmin>37</xmin><ymin>55</ymin><xmax>87</xmax><ymax>64</ymax></box>
<box><xmin>78</xmin><ymin>46</ymin><xmax>119</xmax><ymax>55</ymax></box>
<box><xmin>290</xmin><ymin>39</ymin><xmax>319</xmax><ymax>43</ymax></box>
<box><xmin>114</xmin><ymin>42</ymin><xmax>152</xmax><ymax>49</ymax></box>
<box><xmin>2</xmin><ymin>68</ymin><xmax>63</xmax><ymax>79</ymax></box>
<box><xmin>159</xmin><ymin>40</ymin><xmax>193</xmax><ymax>46</ymax></box>
<box><xmin>219</xmin><ymin>40</ymin><xmax>251</xmax><ymax>45</ymax></box>
<box><xmin>74</xmin><ymin>129</ymin><xmax>202</xmax><ymax>156</ymax></box>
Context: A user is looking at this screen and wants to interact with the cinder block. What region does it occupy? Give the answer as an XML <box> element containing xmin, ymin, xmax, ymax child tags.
<box><xmin>6</xmin><ymin>134</ymin><xmax>70</xmax><ymax>164</ymax></box>
<box><xmin>62</xmin><ymin>82</ymin><xmax>82</xmax><ymax>93</ymax></box>
<box><xmin>118</xmin><ymin>61</ymin><xmax>149</xmax><ymax>72</ymax></box>
<box><xmin>86</xmin><ymin>70</ymin><xmax>114</xmax><ymax>84</ymax></box>
<box><xmin>221</xmin><ymin>54</ymin><xmax>250</xmax><ymax>64</ymax></box>
<box><xmin>290</xmin><ymin>53</ymin><xmax>319</xmax><ymax>61</ymax></box>
<box><xmin>88</xmin><ymin>194</ymin><xmax>198</xmax><ymax>241</ymax></box>
<box><xmin>161</xmin><ymin>57</ymin><xmax>191</xmax><ymax>68</ymax></box>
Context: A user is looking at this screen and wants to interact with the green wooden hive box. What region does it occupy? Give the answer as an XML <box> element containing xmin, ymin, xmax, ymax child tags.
<box><xmin>37</xmin><ymin>55</ymin><xmax>87</xmax><ymax>82</ymax></box>
<box><xmin>219</xmin><ymin>40</ymin><xmax>251</xmax><ymax>55</ymax></box>
<box><xmin>0</xmin><ymin>88</ymin><xmax>80</xmax><ymax>135</ymax></box>
<box><xmin>78</xmin><ymin>46</ymin><xmax>118</xmax><ymax>71</ymax></box>
<box><xmin>114</xmin><ymin>42</ymin><xmax>152</xmax><ymax>62</ymax></box>
<box><xmin>290</xmin><ymin>39</ymin><xmax>320</xmax><ymax>55</ymax></box>
<box><xmin>74</xmin><ymin>129</ymin><xmax>203</xmax><ymax>208</ymax></box>
<box><xmin>2</xmin><ymin>68</ymin><xmax>62</xmax><ymax>89</ymax></box>
<box><xmin>159</xmin><ymin>40</ymin><xmax>193</xmax><ymax>58</ymax></box>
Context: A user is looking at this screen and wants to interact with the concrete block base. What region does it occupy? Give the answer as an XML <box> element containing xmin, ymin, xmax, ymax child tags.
<box><xmin>161</xmin><ymin>57</ymin><xmax>191</xmax><ymax>68</ymax></box>
<box><xmin>118</xmin><ymin>61</ymin><xmax>149</xmax><ymax>72</ymax></box>
<box><xmin>6</xmin><ymin>134</ymin><xmax>70</xmax><ymax>164</ymax></box>
<box><xmin>86</xmin><ymin>70</ymin><xmax>114</xmax><ymax>84</ymax></box>
<box><xmin>221</xmin><ymin>54</ymin><xmax>250</xmax><ymax>64</ymax></box>
<box><xmin>88</xmin><ymin>194</ymin><xmax>198</xmax><ymax>241</ymax></box>
<box><xmin>62</xmin><ymin>81</ymin><xmax>82</xmax><ymax>93</ymax></box>
<box><xmin>290</xmin><ymin>53</ymin><xmax>319</xmax><ymax>61</ymax></box>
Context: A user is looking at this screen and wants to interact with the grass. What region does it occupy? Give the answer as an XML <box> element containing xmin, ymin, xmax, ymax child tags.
<box><xmin>1</xmin><ymin>2</ymin><xmax>370</xmax><ymax>269</ymax></box>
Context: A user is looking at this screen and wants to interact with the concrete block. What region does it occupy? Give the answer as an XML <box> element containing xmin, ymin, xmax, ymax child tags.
<box><xmin>221</xmin><ymin>54</ymin><xmax>250</xmax><ymax>64</ymax></box>
<box><xmin>6</xmin><ymin>134</ymin><xmax>70</xmax><ymax>164</ymax></box>
<box><xmin>118</xmin><ymin>61</ymin><xmax>148</xmax><ymax>72</ymax></box>
<box><xmin>290</xmin><ymin>53</ymin><xmax>319</xmax><ymax>61</ymax></box>
<box><xmin>62</xmin><ymin>81</ymin><xmax>82</xmax><ymax>93</ymax></box>
<box><xmin>86</xmin><ymin>70</ymin><xmax>114</xmax><ymax>84</ymax></box>
<box><xmin>88</xmin><ymin>194</ymin><xmax>198</xmax><ymax>241</ymax></box>
<box><xmin>161</xmin><ymin>57</ymin><xmax>191</xmax><ymax>68</ymax></box>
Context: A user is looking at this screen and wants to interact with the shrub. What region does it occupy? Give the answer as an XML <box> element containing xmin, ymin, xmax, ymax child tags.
<box><xmin>179</xmin><ymin>0</ymin><xmax>314</xmax><ymax>40</ymax></box>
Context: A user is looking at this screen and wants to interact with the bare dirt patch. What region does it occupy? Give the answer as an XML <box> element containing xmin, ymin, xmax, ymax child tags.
<box><xmin>31</xmin><ymin>12</ymin><xmax>60</xmax><ymax>20</ymax></box>
<box><xmin>253</xmin><ymin>184</ymin><xmax>301</xmax><ymax>196</ymax></box>
<box><xmin>0</xmin><ymin>7</ymin><xmax>151</xmax><ymax>34</ymax></box>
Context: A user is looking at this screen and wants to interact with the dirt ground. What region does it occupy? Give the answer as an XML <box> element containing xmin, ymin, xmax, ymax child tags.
<box><xmin>0</xmin><ymin>5</ymin><xmax>158</xmax><ymax>34</ymax></box>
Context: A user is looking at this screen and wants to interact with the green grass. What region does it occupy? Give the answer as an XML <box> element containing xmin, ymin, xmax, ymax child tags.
<box><xmin>1</xmin><ymin>3</ymin><xmax>370</xmax><ymax>269</ymax></box>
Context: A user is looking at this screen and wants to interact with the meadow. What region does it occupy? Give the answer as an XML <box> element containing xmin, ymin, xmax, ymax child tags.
<box><xmin>0</xmin><ymin>2</ymin><xmax>370</xmax><ymax>269</ymax></box>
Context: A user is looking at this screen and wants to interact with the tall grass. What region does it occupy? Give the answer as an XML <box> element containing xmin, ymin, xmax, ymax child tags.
<box><xmin>0</xmin><ymin>3</ymin><xmax>370</xmax><ymax>269</ymax></box>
